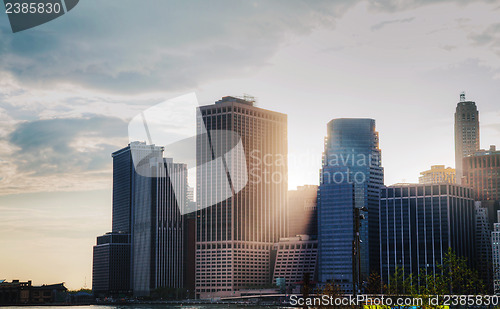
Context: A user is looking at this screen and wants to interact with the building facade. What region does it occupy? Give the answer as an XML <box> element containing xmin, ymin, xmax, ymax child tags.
<box><xmin>195</xmin><ymin>96</ymin><xmax>288</xmax><ymax>298</ymax></box>
<box><xmin>475</xmin><ymin>203</ymin><xmax>493</xmax><ymax>292</ymax></box>
<box><xmin>463</xmin><ymin>145</ymin><xmax>500</xmax><ymax>202</ymax></box>
<box><xmin>92</xmin><ymin>143</ymin><xmax>147</xmax><ymax>297</ymax></box>
<box><xmin>271</xmin><ymin>235</ymin><xmax>318</xmax><ymax>290</ymax></box>
<box><xmin>288</xmin><ymin>185</ymin><xmax>318</xmax><ymax>237</ymax></box>
<box><xmin>418</xmin><ymin>165</ymin><xmax>455</xmax><ymax>184</ymax></box>
<box><xmin>92</xmin><ymin>232</ymin><xmax>131</xmax><ymax>297</ymax></box>
<box><xmin>318</xmin><ymin>118</ymin><xmax>384</xmax><ymax>293</ymax></box>
<box><xmin>454</xmin><ymin>93</ymin><xmax>480</xmax><ymax>184</ymax></box>
<box><xmin>379</xmin><ymin>183</ymin><xmax>475</xmax><ymax>284</ymax></box>
<box><xmin>492</xmin><ymin>211</ymin><xmax>500</xmax><ymax>295</ymax></box>
<box><xmin>93</xmin><ymin>142</ymin><xmax>187</xmax><ymax>297</ymax></box>
<box><xmin>132</xmin><ymin>157</ymin><xmax>187</xmax><ymax>297</ymax></box>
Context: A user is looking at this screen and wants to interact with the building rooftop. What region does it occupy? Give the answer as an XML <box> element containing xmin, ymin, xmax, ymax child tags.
<box><xmin>215</xmin><ymin>96</ymin><xmax>255</xmax><ymax>106</ymax></box>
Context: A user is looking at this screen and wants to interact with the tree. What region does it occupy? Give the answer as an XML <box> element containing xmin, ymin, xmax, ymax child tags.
<box><xmin>386</xmin><ymin>267</ymin><xmax>415</xmax><ymax>296</ymax></box>
<box><xmin>317</xmin><ymin>283</ymin><xmax>356</xmax><ymax>309</ymax></box>
<box><xmin>385</xmin><ymin>249</ymin><xmax>487</xmax><ymax>309</ymax></box>
<box><xmin>365</xmin><ymin>272</ymin><xmax>385</xmax><ymax>294</ymax></box>
<box><xmin>439</xmin><ymin>248</ymin><xmax>485</xmax><ymax>294</ymax></box>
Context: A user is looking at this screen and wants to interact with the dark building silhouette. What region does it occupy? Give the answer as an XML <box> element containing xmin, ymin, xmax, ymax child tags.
<box><xmin>112</xmin><ymin>144</ymin><xmax>135</xmax><ymax>233</ymax></box>
<box><xmin>132</xmin><ymin>157</ymin><xmax>187</xmax><ymax>297</ymax></box>
<box><xmin>93</xmin><ymin>142</ymin><xmax>188</xmax><ymax>298</ymax></box>
<box><xmin>475</xmin><ymin>203</ymin><xmax>493</xmax><ymax>293</ymax></box>
<box><xmin>92</xmin><ymin>232</ymin><xmax>131</xmax><ymax>298</ymax></box>
<box><xmin>288</xmin><ymin>185</ymin><xmax>318</xmax><ymax>237</ymax></box>
<box><xmin>92</xmin><ymin>144</ymin><xmax>138</xmax><ymax>297</ymax></box>
<box><xmin>318</xmin><ymin>118</ymin><xmax>384</xmax><ymax>293</ymax></box>
<box><xmin>0</xmin><ymin>280</ymin><xmax>67</xmax><ymax>305</ymax></box>
<box><xmin>454</xmin><ymin>92</ymin><xmax>480</xmax><ymax>184</ymax></box>
<box><xmin>380</xmin><ymin>183</ymin><xmax>476</xmax><ymax>284</ymax></box>
<box><xmin>183</xmin><ymin>212</ymin><xmax>196</xmax><ymax>298</ymax></box>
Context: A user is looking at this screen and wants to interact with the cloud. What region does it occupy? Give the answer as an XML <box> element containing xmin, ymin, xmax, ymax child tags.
<box><xmin>0</xmin><ymin>0</ymin><xmax>357</xmax><ymax>94</ymax></box>
<box><xmin>368</xmin><ymin>0</ymin><xmax>496</xmax><ymax>12</ymax></box>
<box><xmin>371</xmin><ymin>17</ymin><xmax>415</xmax><ymax>31</ymax></box>
<box><xmin>7</xmin><ymin>115</ymin><xmax>128</xmax><ymax>176</ymax></box>
<box><xmin>1</xmin><ymin>0</ymin><xmax>498</xmax><ymax>94</ymax></box>
<box><xmin>468</xmin><ymin>23</ymin><xmax>500</xmax><ymax>46</ymax></box>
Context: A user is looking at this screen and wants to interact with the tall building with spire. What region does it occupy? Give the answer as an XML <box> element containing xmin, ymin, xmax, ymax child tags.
<box><xmin>195</xmin><ymin>96</ymin><xmax>288</xmax><ymax>299</ymax></box>
<box><xmin>455</xmin><ymin>92</ymin><xmax>480</xmax><ymax>184</ymax></box>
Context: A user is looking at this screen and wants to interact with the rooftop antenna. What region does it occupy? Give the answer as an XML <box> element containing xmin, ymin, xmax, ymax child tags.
<box><xmin>460</xmin><ymin>91</ymin><xmax>466</xmax><ymax>102</ymax></box>
<box><xmin>242</xmin><ymin>93</ymin><xmax>256</xmax><ymax>104</ymax></box>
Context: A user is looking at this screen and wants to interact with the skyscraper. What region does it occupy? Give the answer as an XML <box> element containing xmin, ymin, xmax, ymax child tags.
<box><xmin>380</xmin><ymin>183</ymin><xmax>476</xmax><ymax>284</ymax></box>
<box><xmin>93</xmin><ymin>142</ymin><xmax>187</xmax><ymax>297</ymax></box>
<box><xmin>317</xmin><ymin>118</ymin><xmax>384</xmax><ymax>293</ymax></box>
<box><xmin>132</xmin><ymin>155</ymin><xmax>187</xmax><ymax>297</ymax></box>
<box><xmin>195</xmin><ymin>96</ymin><xmax>287</xmax><ymax>299</ymax></box>
<box><xmin>92</xmin><ymin>143</ymin><xmax>151</xmax><ymax>297</ymax></box>
<box><xmin>454</xmin><ymin>92</ymin><xmax>480</xmax><ymax>184</ymax></box>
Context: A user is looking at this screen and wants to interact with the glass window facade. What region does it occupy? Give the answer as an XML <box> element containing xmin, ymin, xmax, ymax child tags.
<box><xmin>318</xmin><ymin>118</ymin><xmax>384</xmax><ymax>293</ymax></box>
<box><xmin>380</xmin><ymin>184</ymin><xmax>475</xmax><ymax>285</ymax></box>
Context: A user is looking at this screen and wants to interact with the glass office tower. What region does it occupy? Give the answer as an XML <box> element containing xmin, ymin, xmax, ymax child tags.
<box><xmin>379</xmin><ymin>184</ymin><xmax>475</xmax><ymax>285</ymax></box>
<box><xmin>318</xmin><ymin>118</ymin><xmax>383</xmax><ymax>293</ymax></box>
<box><xmin>132</xmin><ymin>154</ymin><xmax>187</xmax><ymax>297</ymax></box>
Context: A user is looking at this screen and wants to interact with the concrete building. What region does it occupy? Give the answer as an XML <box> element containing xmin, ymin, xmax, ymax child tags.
<box><xmin>318</xmin><ymin>118</ymin><xmax>384</xmax><ymax>293</ymax></box>
<box><xmin>380</xmin><ymin>183</ymin><xmax>476</xmax><ymax>284</ymax></box>
<box><xmin>463</xmin><ymin>145</ymin><xmax>500</xmax><ymax>202</ymax></box>
<box><xmin>271</xmin><ymin>235</ymin><xmax>318</xmax><ymax>291</ymax></box>
<box><xmin>288</xmin><ymin>185</ymin><xmax>318</xmax><ymax>237</ymax></box>
<box><xmin>492</xmin><ymin>211</ymin><xmax>500</xmax><ymax>294</ymax></box>
<box><xmin>454</xmin><ymin>92</ymin><xmax>480</xmax><ymax>184</ymax></box>
<box><xmin>418</xmin><ymin>165</ymin><xmax>455</xmax><ymax>184</ymax></box>
<box><xmin>195</xmin><ymin>96</ymin><xmax>288</xmax><ymax>299</ymax></box>
<box><xmin>475</xmin><ymin>203</ymin><xmax>493</xmax><ymax>292</ymax></box>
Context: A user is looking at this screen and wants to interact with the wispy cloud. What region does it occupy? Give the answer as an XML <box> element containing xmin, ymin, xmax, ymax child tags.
<box><xmin>368</xmin><ymin>0</ymin><xmax>495</xmax><ymax>12</ymax></box>
<box><xmin>468</xmin><ymin>23</ymin><xmax>500</xmax><ymax>46</ymax></box>
<box><xmin>371</xmin><ymin>17</ymin><xmax>415</xmax><ymax>31</ymax></box>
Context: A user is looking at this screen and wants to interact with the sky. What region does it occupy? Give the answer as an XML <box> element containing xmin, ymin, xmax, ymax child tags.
<box><xmin>1</xmin><ymin>0</ymin><xmax>500</xmax><ymax>290</ymax></box>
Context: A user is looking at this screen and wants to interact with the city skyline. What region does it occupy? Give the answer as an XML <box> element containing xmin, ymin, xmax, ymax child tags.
<box><xmin>1</xmin><ymin>0</ymin><xmax>500</xmax><ymax>290</ymax></box>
